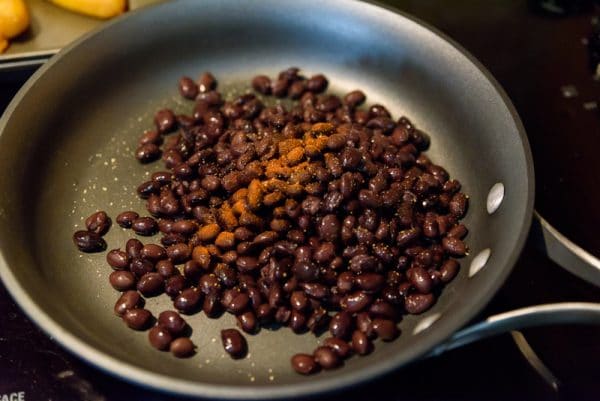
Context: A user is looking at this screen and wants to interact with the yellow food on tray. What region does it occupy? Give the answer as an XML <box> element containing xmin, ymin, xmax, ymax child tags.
<box><xmin>0</xmin><ymin>0</ymin><xmax>30</xmax><ymax>53</ymax></box>
<box><xmin>49</xmin><ymin>0</ymin><xmax>127</xmax><ymax>19</ymax></box>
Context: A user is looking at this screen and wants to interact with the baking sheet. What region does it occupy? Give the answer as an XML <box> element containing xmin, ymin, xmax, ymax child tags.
<box><xmin>0</xmin><ymin>0</ymin><xmax>164</xmax><ymax>70</ymax></box>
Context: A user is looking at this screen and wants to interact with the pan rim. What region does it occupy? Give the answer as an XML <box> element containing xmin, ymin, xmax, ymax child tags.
<box><xmin>0</xmin><ymin>0</ymin><xmax>535</xmax><ymax>398</ymax></box>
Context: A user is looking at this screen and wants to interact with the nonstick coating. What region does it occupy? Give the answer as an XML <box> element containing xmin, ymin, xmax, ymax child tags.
<box><xmin>0</xmin><ymin>0</ymin><xmax>534</xmax><ymax>398</ymax></box>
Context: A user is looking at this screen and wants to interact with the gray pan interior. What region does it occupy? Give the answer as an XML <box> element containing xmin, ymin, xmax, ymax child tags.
<box><xmin>0</xmin><ymin>0</ymin><xmax>534</xmax><ymax>398</ymax></box>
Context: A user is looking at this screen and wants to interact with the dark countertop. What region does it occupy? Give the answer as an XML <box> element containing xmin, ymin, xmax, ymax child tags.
<box><xmin>1</xmin><ymin>1</ymin><xmax>599</xmax><ymax>400</ymax></box>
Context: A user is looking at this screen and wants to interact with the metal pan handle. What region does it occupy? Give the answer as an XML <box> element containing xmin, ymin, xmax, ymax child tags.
<box><xmin>429</xmin><ymin>302</ymin><xmax>600</xmax><ymax>356</ymax></box>
<box><xmin>531</xmin><ymin>211</ymin><xmax>600</xmax><ymax>287</ymax></box>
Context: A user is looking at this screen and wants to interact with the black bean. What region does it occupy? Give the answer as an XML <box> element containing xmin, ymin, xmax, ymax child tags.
<box><xmin>154</xmin><ymin>109</ymin><xmax>176</xmax><ymax>133</ymax></box>
<box><xmin>156</xmin><ymin>259</ymin><xmax>177</xmax><ymax>278</ymax></box>
<box><xmin>290</xmin><ymin>310</ymin><xmax>307</xmax><ymax>333</ymax></box>
<box><xmin>132</xmin><ymin>217</ymin><xmax>158</xmax><ymax>236</ymax></box>
<box><xmin>73</xmin><ymin>230</ymin><xmax>106</xmax><ymax>253</ymax></box>
<box><xmin>449</xmin><ymin>193</ymin><xmax>468</xmax><ymax>218</ymax></box>
<box><xmin>314</xmin><ymin>346</ymin><xmax>341</xmax><ymax>369</ymax></box>
<box><xmin>167</xmin><ymin>243</ymin><xmax>191</xmax><ymax>264</ymax></box>
<box><xmin>157</xmin><ymin>310</ymin><xmax>187</xmax><ymax>336</ymax></box>
<box><xmin>116</xmin><ymin>211</ymin><xmax>139</xmax><ymax>228</ymax></box>
<box><xmin>85</xmin><ymin>211</ymin><xmax>111</xmax><ymax>236</ymax></box>
<box><xmin>114</xmin><ymin>290</ymin><xmax>143</xmax><ymax>316</ymax></box>
<box><xmin>440</xmin><ymin>259</ymin><xmax>460</xmax><ymax>283</ymax></box>
<box><xmin>405</xmin><ymin>293</ymin><xmax>435</xmax><ymax>314</ymax></box>
<box><xmin>179</xmin><ymin>76</ymin><xmax>199</xmax><ymax>99</ymax></box>
<box><xmin>306</xmin><ymin>74</ymin><xmax>328</xmax><ymax>93</ymax></box>
<box><xmin>106</xmin><ymin>249</ymin><xmax>129</xmax><ymax>270</ymax></box>
<box><xmin>301</xmin><ymin>282</ymin><xmax>330</xmax><ymax>299</ymax></box>
<box><xmin>369</xmin><ymin>299</ymin><xmax>398</xmax><ymax>320</ymax></box>
<box><xmin>351</xmin><ymin>330</ymin><xmax>372</xmax><ymax>355</ymax></box>
<box><xmin>165</xmin><ymin>275</ymin><xmax>186</xmax><ymax>298</ymax></box>
<box><xmin>170</xmin><ymin>337</ymin><xmax>195</xmax><ymax>358</ymax></box>
<box><xmin>197</xmin><ymin>72</ymin><xmax>217</xmax><ymax>93</ymax></box>
<box><xmin>372</xmin><ymin>318</ymin><xmax>399</xmax><ymax>341</ymax></box>
<box><xmin>136</xmin><ymin>144</ymin><xmax>161</xmax><ymax>163</ymax></box>
<box><xmin>221</xmin><ymin>328</ymin><xmax>247</xmax><ymax>358</ymax></box>
<box><xmin>293</xmin><ymin>261</ymin><xmax>319</xmax><ymax>282</ymax></box>
<box><xmin>236</xmin><ymin>311</ymin><xmax>258</xmax><ymax>334</ymax></box>
<box><xmin>252</xmin><ymin>75</ymin><xmax>271</xmax><ymax>94</ymax></box>
<box><xmin>109</xmin><ymin>271</ymin><xmax>136</xmax><ymax>291</ymax></box>
<box><xmin>123</xmin><ymin>308</ymin><xmax>152</xmax><ymax>330</ymax></box>
<box><xmin>447</xmin><ymin>224</ymin><xmax>468</xmax><ymax>239</ymax></box>
<box><xmin>227</xmin><ymin>292</ymin><xmax>250</xmax><ymax>315</ymax></box>
<box><xmin>343</xmin><ymin>90</ymin><xmax>366</xmax><ymax>108</ymax></box>
<box><xmin>341</xmin><ymin>291</ymin><xmax>373</xmax><ymax>313</ymax></box>
<box><xmin>137</xmin><ymin>272</ymin><xmax>164</xmax><ymax>297</ymax></box>
<box><xmin>203</xmin><ymin>293</ymin><xmax>222</xmax><ymax>318</ymax></box>
<box><xmin>355</xmin><ymin>273</ymin><xmax>385</xmax><ymax>293</ymax></box>
<box><xmin>141</xmin><ymin>244</ymin><xmax>167</xmax><ymax>262</ymax></box>
<box><xmin>349</xmin><ymin>254</ymin><xmax>377</xmax><ymax>273</ymax></box>
<box><xmin>329</xmin><ymin>311</ymin><xmax>353</xmax><ymax>339</ymax></box>
<box><xmin>323</xmin><ymin>337</ymin><xmax>352</xmax><ymax>359</ymax></box>
<box><xmin>130</xmin><ymin>257</ymin><xmax>154</xmax><ymax>278</ymax></box>
<box><xmin>148</xmin><ymin>325</ymin><xmax>173</xmax><ymax>351</ymax></box>
<box><xmin>442</xmin><ymin>237</ymin><xmax>468</xmax><ymax>257</ymax></box>
<box><xmin>174</xmin><ymin>288</ymin><xmax>202</xmax><ymax>314</ymax></box>
<box><xmin>236</xmin><ymin>256</ymin><xmax>259</xmax><ymax>272</ymax></box>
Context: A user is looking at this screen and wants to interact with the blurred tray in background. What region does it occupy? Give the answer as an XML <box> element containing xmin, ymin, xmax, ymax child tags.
<box><xmin>0</xmin><ymin>0</ymin><xmax>164</xmax><ymax>71</ymax></box>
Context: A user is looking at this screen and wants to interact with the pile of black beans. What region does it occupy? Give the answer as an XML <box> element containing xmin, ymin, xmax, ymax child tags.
<box><xmin>73</xmin><ymin>68</ymin><xmax>468</xmax><ymax>374</ymax></box>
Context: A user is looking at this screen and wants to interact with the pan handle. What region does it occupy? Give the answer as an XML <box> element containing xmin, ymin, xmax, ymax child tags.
<box><xmin>531</xmin><ymin>211</ymin><xmax>600</xmax><ymax>287</ymax></box>
<box><xmin>428</xmin><ymin>302</ymin><xmax>600</xmax><ymax>357</ymax></box>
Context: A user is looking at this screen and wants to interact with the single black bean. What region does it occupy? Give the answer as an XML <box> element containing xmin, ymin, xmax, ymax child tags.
<box><xmin>132</xmin><ymin>217</ymin><xmax>158</xmax><ymax>236</ymax></box>
<box><xmin>449</xmin><ymin>193</ymin><xmax>468</xmax><ymax>218</ymax></box>
<box><xmin>236</xmin><ymin>256</ymin><xmax>259</xmax><ymax>272</ymax></box>
<box><xmin>291</xmin><ymin>353</ymin><xmax>319</xmax><ymax>375</ymax></box>
<box><xmin>156</xmin><ymin>259</ymin><xmax>177</xmax><ymax>278</ymax></box>
<box><xmin>137</xmin><ymin>272</ymin><xmax>164</xmax><ymax>297</ymax></box>
<box><xmin>167</xmin><ymin>243</ymin><xmax>191</xmax><ymax>264</ymax></box>
<box><xmin>227</xmin><ymin>292</ymin><xmax>250</xmax><ymax>314</ymax></box>
<box><xmin>141</xmin><ymin>244</ymin><xmax>167</xmax><ymax>262</ymax></box>
<box><xmin>349</xmin><ymin>254</ymin><xmax>377</xmax><ymax>273</ymax></box>
<box><xmin>252</xmin><ymin>75</ymin><xmax>271</xmax><ymax>94</ymax></box>
<box><xmin>116</xmin><ymin>211</ymin><xmax>139</xmax><ymax>228</ymax></box>
<box><xmin>442</xmin><ymin>237</ymin><xmax>468</xmax><ymax>257</ymax></box>
<box><xmin>351</xmin><ymin>330</ymin><xmax>372</xmax><ymax>355</ymax></box>
<box><xmin>323</xmin><ymin>337</ymin><xmax>352</xmax><ymax>359</ymax></box>
<box><xmin>409</xmin><ymin>267</ymin><xmax>433</xmax><ymax>294</ymax></box>
<box><xmin>197</xmin><ymin>72</ymin><xmax>217</xmax><ymax>93</ymax></box>
<box><xmin>306</xmin><ymin>74</ymin><xmax>328</xmax><ymax>93</ymax></box>
<box><xmin>355</xmin><ymin>273</ymin><xmax>385</xmax><ymax>293</ymax></box>
<box><xmin>221</xmin><ymin>328</ymin><xmax>247</xmax><ymax>359</ymax></box>
<box><xmin>203</xmin><ymin>293</ymin><xmax>222</xmax><ymax>318</ymax></box>
<box><xmin>405</xmin><ymin>293</ymin><xmax>435</xmax><ymax>314</ymax></box>
<box><xmin>148</xmin><ymin>325</ymin><xmax>173</xmax><ymax>351</ymax></box>
<box><xmin>114</xmin><ymin>290</ymin><xmax>143</xmax><ymax>316</ymax></box>
<box><xmin>123</xmin><ymin>308</ymin><xmax>152</xmax><ymax>330</ymax></box>
<box><xmin>343</xmin><ymin>90</ymin><xmax>366</xmax><ymax>108</ymax></box>
<box><xmin>174</xmin><ymin>288</ymin><xmax>202</xmax><ymax>314</ymax></box>
<box><xmin>136</xmin><ymin>143</ymin><xmax>161</xmax><ymax>163</ymax></box>
<box><xmin>106</xmin><ymin>249</ymin><xmax>129</xmax><ymax>270</ymax></box>
<box><xmin>368</xmin><ymin>299</ymin><xmax>398</xmax><ymax>320</ymax></box>
<box><xmin>179</xmin><ymin>76</ymin><xmax>199</xmax><ymax>99</ymax></box>
<box><xmin>157</xmin><ymin>310</ymin><xmax>187</xmax><ymax>336</ymax></box>
<box><xmin>165</xmin><ymin>275</ymin><xmax>186</xmax><ymax>298</ymax></box>
<box><xmin>301</xmin><ymin>283</ymin><xmax>330</xmax><ymax>299</ymax></box>
<box><xmin>85</xmin><ymin>211</ymin><xmax>111</xmax><ymax>236</ymax></box>
<box><xmin>314</xmin><ymin>346</ymin><xmax>341</xmax><ymax>369</ymax></box>
<box><xmin>447</xmin><ymin>224</ymin><xmax>468</xmax><ymax>239</ymax></box>
<box><xmin>440</xmin><ymin>259</ymin><xmax>460</xmax><ymax>283</ymax></box>
<box><xmin>154</xmin><ymin>109</ymin><xmax>176</xmax><ymax>133</ymax></box>
<box><xmin>236</xmin><ymin>311</ymin><xmax>258</xmax><ymax>334</ymax></box>
<box><xmin>129</xmin><ymin>258</ymin><xmax>154</xmax><ymax>278</ymax></box>
<box><xmin>341</xmin><ymin>291</ymin><xmax>373</xmax><ymax>313</ymax></box>
<box><xmin>329</xmin><ymin>311</ymin><xmax>353</xmax><ymax>339</ymax></box>
<box><xmin>73</xmin><ymin>230</ymin><xmax>106</xmax><ymax>253</ymax></box>
<box><xmin>372</xmin><ymin>318</ymin><xmax>399</xmax><ymax>341</ymax></box>
<box><xmin>170</xmin><ymin>337</ymin><xmax>195</xmax><ymax>358</ymax></box>
<box><xmin>109</xmin><ymin>271</ymin><xmax>136</xmax><ymax>291</ymax></box>
<box><xmin>290</xmin><ymin>310</ymin><xmax>307</xmax><ymax>333</ymax></box>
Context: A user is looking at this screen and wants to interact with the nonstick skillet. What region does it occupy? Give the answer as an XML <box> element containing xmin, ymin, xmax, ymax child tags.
<box><xmin>0</xmin><ymin>0</ymin><xmax>599</xmax><ymax>399</ymax></box>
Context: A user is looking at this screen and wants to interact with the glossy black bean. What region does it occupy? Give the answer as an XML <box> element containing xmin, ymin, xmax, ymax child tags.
<box><xmin>404</xmin><ymin>293</ymin><xmax>435</xmax><ymax>314</ymax></box>
<box><xmin>372</xmin><ymin>318</ymin><xmax>399</xmax><ymax>341</ymax></box>
<box><xmin>341</xmin><ymin>291</ymin><xmax>373</xmax><ymax>313</ymax></box>
<box><xmin>440</xmin><ymin>259</ymin><xmax>460</xmax><ymax>283</ymax></box>
<box><xmin>132</xmin><ymin>217</ymin><xmax>158</xmax><ymax>236</ymax></box>
<box><xmin>106</xmin><ymin>249</ymin><xmax>129</xmax><ymax>270</ymax></box>
<box><xmin>179</xmin><ymin>76</ymin><xmax>198</xmax><ymax>99</ymax></box>
<box><xmin>114</xmin><ymin>290</ymin><xmax>143</xmax><ymax>316</ymax></box>
<box><xmin>165</xmin><ymin>275</ymin><xmax>186</xmax><ymax>298</ymax></box>
<box><xmin>129</xmin><ymin>258</ymin><xmax>154</xmax><ymax>278</ymax></box>
<box><xmin>116</xmin><ymin>211</ymin><xmax>139</xmax><ymax>228</ymax></box>
<box><xmin>351</xmin><ymin>330</ymin><xmax>372</xmax><ymax>355</ymax></box>
<box><xmin>170</xmin><ymin>337</ymin><xmax>195</xmax><ymax>358</ymax></box>
<box><xmin>221</xmin><ymin>328</ymin><xmax>247</xmax><ymax>359</ymax></box>
<box><xmin>140</xmin><ymin>244</ymin><xmax>167</xmax><ymax>262</ymax></box>
<box><xmin>442</xmin><ymin>237</ymin><xmax>468</xmax><ymax>257</ymax></box>
<box><xmin>136</xmin><ymin>143</ymin><xmax>161</xmax><ymax>163</ymax></box>
<box><xmin>137</xmin><ymin>272</ymin><xmax>164</xmax><ymax>297</ymax></box>
<box><xmin>148</xmin><ymin>325</ymin><xmax>173</xmax><ymax>351</ymax></box>
<box><xmin>174</xmin><ymin>288</ymin><xmax>202</xmax><ymax>314</ymax></box>
<box><xmin>329</xmin><ymin>311</ymin><xmax>353</xmax><ymax>339</ymax></box>
<box><xmin>85</xmin><ymin>211</ymin><xmax>111</xmax><ymax>236</ymax></box>
<box><xmin>314</xmin><ymin>346</ymin><xmax>341</xmax><ymax>369</ymax></box>
<box><xmin>355</xmin><ymin>273</ymin><xmax>385</xmax><ymax>293</ymax></box>
<box><xmin>73</xmin><ymin>230</ymin><xmax>106</xmax><ymax>253</ymax></box>
<box><xmin>123</xmin><ymin>308</ymin><xmax>152</xmax><ymax>330</ymax></box>
<box><xmin>291</xmin><ymin>353</ymin><xmax>319</xmax><ymax>375</ymax></box>
<box><xmin>109</xmin><ymin>271</ymin><xmax>136</xmax><ymax>291</ymax></box>
<box><xmin>236</xmin><ymin>311</ymin><xmax>258</xmax><ymax>333</ymax></box>
<box><xmin>158</xmin><ymin>310</ymin><xmax>187</xmax><ymax>336</ymax></box>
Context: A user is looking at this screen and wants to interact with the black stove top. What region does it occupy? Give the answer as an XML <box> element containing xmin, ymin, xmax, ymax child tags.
<box><xmin>1</xmin><ymin>1</ymin><xmax>599</xmax><ymax>400</ymax></box>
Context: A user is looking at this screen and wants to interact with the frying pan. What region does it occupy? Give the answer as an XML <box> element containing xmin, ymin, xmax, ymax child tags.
<box><xmin>0</xmin><ymin>0</ymin><xmax>599</xmax><ymax>399</ymax></box>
